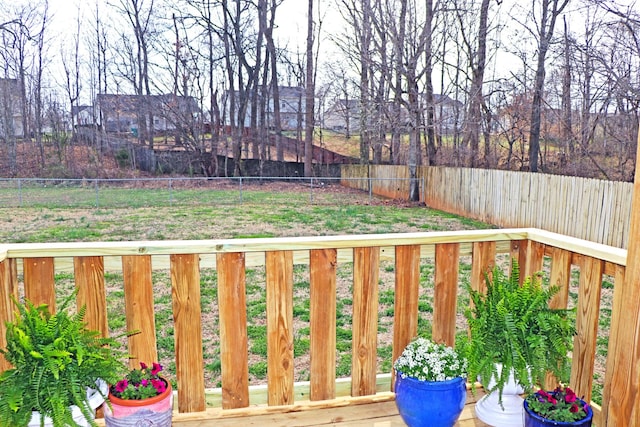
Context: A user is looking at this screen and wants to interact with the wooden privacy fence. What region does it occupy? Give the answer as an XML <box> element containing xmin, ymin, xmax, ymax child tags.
<box><xmin>0</xmin><ymin>229</ymin><xmax>629</xmax><ymax>424</ymax></box>
<box><xmin>341</xmin><ymin>165</ymin><xmax>633</xmax><ymax>249</ymax></box>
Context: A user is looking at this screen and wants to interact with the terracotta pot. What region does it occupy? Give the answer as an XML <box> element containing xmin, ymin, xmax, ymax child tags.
<box><xmin>103</xmin><ymin>379</ymin><xmax>173</xmax><ymax>427</ymax></box>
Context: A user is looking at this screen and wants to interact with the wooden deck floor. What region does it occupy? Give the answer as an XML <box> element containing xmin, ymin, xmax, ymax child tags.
<box><xmin>169</xmin><ymin>391</ymin><xmax>491</xmax><ymax>427</ymax></box>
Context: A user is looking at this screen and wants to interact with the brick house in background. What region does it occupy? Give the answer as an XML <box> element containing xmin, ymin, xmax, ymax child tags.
<box><xmin>0</xmin><ymin>78</ymin><xmax>24</xmax><ymax>139</ymax></box>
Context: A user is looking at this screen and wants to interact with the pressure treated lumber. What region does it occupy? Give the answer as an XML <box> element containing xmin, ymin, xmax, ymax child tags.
<box><xmin>309</xmin><ymin>248</ymin><xmax>337</xmax><ymax>401</ymax></box>
<box><xmin>217</xmin><ymin>252</ymin><xmax>250</xmax><ymax>409</ymax></box>
<box><xmin>604</xmin><ymin>125</ymin><xmax>640</xmax><ymax>426</ymax></box>
<box><xmin>171</xmin><ymin>253</ymin><xmax>206</xmax><ymax>413</ymax></box>
<box><xmin>122</xmin><ymin>255</ymin><xmax>158</xmax><ymax>367</ymax></box>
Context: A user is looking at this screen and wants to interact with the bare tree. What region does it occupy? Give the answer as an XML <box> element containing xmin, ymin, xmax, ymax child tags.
<box><xmin>527</xmin><ymin>0</ymin><xmax>570</xmax><ymax>172</ymax></box>
<box><xmin>111</xmin><ymin>0</ymin><xmax>158</xmax><ymax>149</ymax></box>
<box><xmin>459</xmin><ymin>0</ymin><xmax>492</xmax><ymax>167</ymax></box>
<box><xmin>304</xmin><ymin>0</ymin><xmax>315</xmax><ymax>176</ymax></box>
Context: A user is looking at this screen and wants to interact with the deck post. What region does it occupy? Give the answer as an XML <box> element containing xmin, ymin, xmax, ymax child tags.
<box><xmin>0</xmin><ymin>258</ymin><xmax>17</xmax><ymax>372</ymax></box>
<box><xmin>604</xmin><ymin>125</ymin><xmax>640</xmax><ymax>426</ymax></box>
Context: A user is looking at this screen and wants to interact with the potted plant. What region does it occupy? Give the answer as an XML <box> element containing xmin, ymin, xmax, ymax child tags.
<box><xmin>0</xmin><ymin>294</ymin><xmax>126</xmax><ymax>427</ymax></box>
<box><xmin>464</xmin><ymin>261</ymin><xmax>575</xmax><ymax>427</ymax></box>
<box><xmin>523</xmin><ymin>385</ymin><xmax>592</xmax><ymax>426</ymax></box>
<box><xmin>393</xmin><ymin>336</ymin><xmax>468</xmax><ymax>427</ymax></box>
<box><xmin>104</xmin><ymin>361</ymin><xmax>173</xmax><ymax>426</ymax></box>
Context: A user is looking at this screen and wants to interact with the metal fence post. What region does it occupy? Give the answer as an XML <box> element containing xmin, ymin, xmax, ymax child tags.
<box><xmin>239</xmin><ymin>177</ymin><xmax>243</xmax><ymax>204</ymax></box>
<box><xmin>169</xmin><ymin>178</ymin><xmax>174</xmax><ymax>206</ymax></box>
<box><xmin>18</xmin><ymin>179</ymin><xmax>22</xmax><ymax>207</ymax></box>
<box><xmin>94</xmin><ymin>179</ymin><xmax>99</xmax><ymax>208</ymax></box>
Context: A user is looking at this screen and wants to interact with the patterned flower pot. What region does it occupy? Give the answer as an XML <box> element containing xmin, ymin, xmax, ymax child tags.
<box><xmin>394</xmin><ymin>373</ymin><xmax>467</xmax><ymax>427</ymax></box>
<box><xmin>523</xmin><ymin>396</ymin><xmax>593</xmax><ymax>427</ymax></box>
<box><xmin>104</xmin><ymin>379</ymin><xmax>173</xmax><ymax>427</ymax></box>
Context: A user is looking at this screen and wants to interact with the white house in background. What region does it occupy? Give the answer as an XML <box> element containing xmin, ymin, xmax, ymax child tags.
<box><xmin>324</xmin><ymin>94</ymin><xmax>463</xmax><ymax>136</ymax></box>
<box><xmin>223</xmin><ymin>86</ymin><xmax>306</xmax><ymax>131</ymax></box>
<box><xmin>324</xmin><ymin>99</ymin><xmax>360</xmax><ymax>134</ymax></box>
<box><xmin>72</xmin><ymin>105</ymin><xmax>94</xmax><ymax>127</ymax></box>
<box><xmin>0</xmin><ymin>78</ymin><xmax>24</xmax><ymax>139</ymax></box>
<box><xmin>427</xmin><ymin>94</ymin><xmax>464</xmax><ymax>136</ymax></box>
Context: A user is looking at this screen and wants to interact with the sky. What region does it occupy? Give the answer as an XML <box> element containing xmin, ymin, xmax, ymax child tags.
<box><xmin>24</xmin><ymin>0</ymin><xmax>640</xmax><ymax>105</ymax></box>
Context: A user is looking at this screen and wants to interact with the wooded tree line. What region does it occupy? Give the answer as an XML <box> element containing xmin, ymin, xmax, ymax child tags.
<box><xmin>0</xmin><ymin>0</ymin><xmax>638</xmax><ymax>187</ymax></box>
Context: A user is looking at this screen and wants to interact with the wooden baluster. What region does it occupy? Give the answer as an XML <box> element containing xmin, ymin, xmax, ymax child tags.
<box><xmin>122</xmin><ymin>255</ymin><xmax>158</xmax><ymax>367</ymax></box>
<box><xmin>471</xmin><ymin>242</ymin><xmax>496</xmax><ymax>295</ymax></box>
<box><xmin>217</xmin><ymin>252</ymin><xmax>250</xmax><ymax>409</ymax></box>
<box><xmin>352</xmin><ymin>246</ymin><xmax>379</xmax><ymax>397</ymax></box>
<box><xmin>266</xmin><ymin>250</ymin><xmax>294</xmax><ymax>406</ymax></box>
<box><xmin>392</xmin><ymin>245</ymin><xmax>420</xmax><ymax>389</ymax></box>
<box><xmin>171</xmin><ymin>253</ymin><xmax>205</xmax><ymax>413</ymax></box>
<box><xmin>74</xmin><ymin>256</ymin><xmax>108</xmax><ymax>337</ymax></box>
<box><xmin>433</xmin><ymin>243</ymin><xmax>460</xmax><ymax>347</ymax></box>
<box><xmin>0</xmin><ymin>258</ymin><xmax>18</xmax><ymax>372</ymax></box>
<box><xmin>24</xmin><ymin>257</ymin><xmax>56</xmax><ymax>311</ymax></box>
<box><xmin>570</xmin><ymin>256</ymin><xmax>603</xmax><ymax>402</ymax></box>
<box><xmin>310</xmin><ymin>248</ymin><xmax>337</xmax><ymax>401</ymax></box>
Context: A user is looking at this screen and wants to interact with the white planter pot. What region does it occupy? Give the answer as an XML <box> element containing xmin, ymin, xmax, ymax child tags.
<box><xmin>28</xmin><ymin>379</ymin><xmax>107</xmax><ymax>427</ymax></box>
<box><xmin>475</xmin><ymin>365</ymin><xmax>525</xmax><ymax>427</ymax></box>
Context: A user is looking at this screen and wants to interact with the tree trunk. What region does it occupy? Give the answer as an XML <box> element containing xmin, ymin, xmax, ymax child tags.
<box><xmin>304</xmin><ymin>0</ymin><xmax>314</xmax><ymax>177</ymax></box>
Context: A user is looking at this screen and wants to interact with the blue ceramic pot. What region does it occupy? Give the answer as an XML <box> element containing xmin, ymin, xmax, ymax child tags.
<box><xmin>394</xmin><ymin>372</ymin><xmax>467</xmax><ymax>427</ymax></box>
<box><xmin>523</xmin><ymin>396</ymin><xmax>593</xmax><ymax>427</ymax></box>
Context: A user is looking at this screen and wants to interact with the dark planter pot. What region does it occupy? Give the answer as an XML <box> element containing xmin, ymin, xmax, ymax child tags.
<box><xmin>523</xmin><ymin>396</ymin><xmax>593</xmax><ymax>427</ymax></box>
<box><xmin>394</xmin><ymin>372</ymin><xmax>467</xmax><ymax>427</ymax></box>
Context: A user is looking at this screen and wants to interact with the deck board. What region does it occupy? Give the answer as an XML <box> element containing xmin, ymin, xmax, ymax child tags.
<box><xmin>168</xmin><ymin>391</ymin><xmax>491</xmax><ymax>426</ymax></box>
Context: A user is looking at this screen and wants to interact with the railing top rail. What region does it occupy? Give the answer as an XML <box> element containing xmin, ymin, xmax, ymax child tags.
<box><xmin>0</xmin><ymin>228</ymin><xmax>627</xmax><ymax>265</ymax></box>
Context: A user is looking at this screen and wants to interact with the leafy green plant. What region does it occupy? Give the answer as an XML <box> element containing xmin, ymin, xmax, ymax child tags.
<box><xmin>0</xmin><ymin>294</ymin><xmax>127</xmax><ymax>427</ymax></box>
<box><xmin>464</xmin><ymin>261</ymin><xmax>575</xmax><ymax>401</ymax></box>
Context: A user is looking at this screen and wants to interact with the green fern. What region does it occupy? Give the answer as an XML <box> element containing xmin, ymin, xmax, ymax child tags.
<box><xmin>0</xmin><ymin>293</ymin><xmax>127</xmax><ymax>427</ymax></box>
<box><xmin>464</xmin><ymin>260</ymin><xmax>575</xmax><ymax>403</ymax></box>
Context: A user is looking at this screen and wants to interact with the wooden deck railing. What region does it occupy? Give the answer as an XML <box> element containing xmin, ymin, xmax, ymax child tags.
<box><xmin>0</xmin><ymin>228</ymin><xmax>628</xmax><ymax>425</ymax></box>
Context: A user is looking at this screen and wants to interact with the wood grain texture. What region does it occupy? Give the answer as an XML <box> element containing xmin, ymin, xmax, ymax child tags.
<box><xmin>605</xmin><ymin>136</ymin><xmax>640</xmax><ymax>426</ymax></box>
<box><xmin>391</xmin><ymin>245</ymin><xmax>420</xmax><ymax>389</ymax></box>
<box><xmin>171</xmin><ymin>253</ymin><xmax>206</xmax><ymax>413</ymax></box>
<box><xmin>352</xmin><ymin>247</ymin><xmax>379</xmax><ymax>397</ymax></box>
<box><xmin>74</xmin><ymin>256</ymin><xmax>108</xmax><ymax>337</ymax></box>
<box><xmin>344</xmin><ymin>164</ymin><xmax>633</xmax><ymax>248</ymax></box>
<box><xmin>23</xmin><ymin>257</ymin><xmax>56</xmax><ymax>311</ymax></box>
<box><xmin>266</xmin><ymin>250</ymin><xmax>294</xmax><ymax>406</ymax></box>
<box><xmin>216</xmin><ymin>252</ymin><xmax>249</xmax><ymax>409</ymax></box>
<box><xmin>601</xmin><ymin>264</ymin><xmax>625</xmax><ymax>426</ymax></box>
<box><xmin>0</xmin><ymin>258</ymin><xmax>17</xmax><ymax>371</ymax></box>
<box><xmin>122</xmin><ymin>255</ymin><xmax>158</xmax><ymax>367</ymax></box>
<box><xmin>570</xmin><ymin>256</ymin><xmax>603</xmax><ymax>402</ymax></box>
<box><xmin>548</xmin><ymin>247</ymin><xmax>572</xmax><ymax>309</ymax></box>
<box><xmin>309</xmin><ymin>248</ymin><xmax>337</xmax><ymax>401</ymax></box>
<box><xmin>433</xmin><ymin>243</ymin><xmax>460</xmax><ymax>347</ymax></box>
<box><xmin>522</xmin><ymin>240</ymin><xmax>545</xmax><ymax>280</ymax></box>
<box><xmin>471</xmin><ymin>241</ymin><xmax>496</xmax><ymax>295</ymax></box>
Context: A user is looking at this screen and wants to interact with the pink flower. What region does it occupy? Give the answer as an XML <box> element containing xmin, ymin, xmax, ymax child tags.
<box><xmin>151</xmin><ymin>379</ymin><xmax>166</xmax><ymax>394</ymax></box>
<box><xmin>115</xmin><ymin>379</ymin><xmax>128</xmax><ymax>393</ymax></box>
<box><xmin>151</xmin><ymin>362</ymin><xmax>163</xmax><ymax>376</ymax></box>
<box><xmin>570</xmin><ymin>403</ymin><xmax>580</xmax><ymax>413</ymax></box>
<box><xmin>140</xmin><ymin>362</ymin><xmax>148</xmax><ymax>370</ymax></box>
<box><xmin>565</xmin><ymin>388</ymin><xmax>577</xmax><ymax>403</ymax></box>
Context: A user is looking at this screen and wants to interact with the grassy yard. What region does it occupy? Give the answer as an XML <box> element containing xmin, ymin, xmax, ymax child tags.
<box><xmin>0</xmin><ymin>184</ymin><xmax>610</xmax><ymax>405</ymax></box>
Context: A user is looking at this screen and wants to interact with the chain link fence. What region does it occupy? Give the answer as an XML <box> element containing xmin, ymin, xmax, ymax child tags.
<box><xmin>0</xmin><ymin>177</ymin><xmax>419</xmax><ymax>209</ymax></box>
